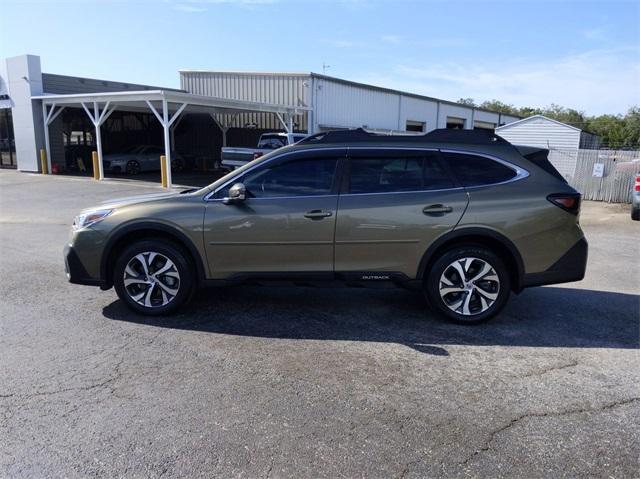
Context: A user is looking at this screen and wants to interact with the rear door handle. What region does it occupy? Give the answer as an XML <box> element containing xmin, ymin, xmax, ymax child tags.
<box><xmin>423</xmin><ymin>204</ymin><xmax>453</xmax><ymax>216</ymax></box>
<box><xmin>304</xmin><ymin>209</ymin><xmax>333</xmax><ymax>219</ymax></box>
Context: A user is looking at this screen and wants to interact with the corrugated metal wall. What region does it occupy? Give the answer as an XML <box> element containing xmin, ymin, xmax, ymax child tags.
<box><xmin>496</xmin><ymin>116</ymin><xmax>581</xmax><ymax>150</ymax></box>
<box><xmin>180</xmin><ymin>72</ymin><xmax>309</xmax><ymax>131</ymax></box>
<box><xmin>313</xmin><ymin>77</ymin><xmax>509</xmax><ymax>133</ymax></box>
<box><xmin>314</xmin><ymin>77</ymin><xmax>400</xmax><ymax>131</ymax></box>
<box><xmin>180</xmin><ymin>71</ymin><xmax>519</xmax><ymax>135</ymax></box>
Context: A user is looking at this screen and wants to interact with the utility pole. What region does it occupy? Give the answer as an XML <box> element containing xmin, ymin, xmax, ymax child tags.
<box><xmin>322</xmin><ymin>63</ymin><xmax>330</xmax><ymax>74</ymax></box>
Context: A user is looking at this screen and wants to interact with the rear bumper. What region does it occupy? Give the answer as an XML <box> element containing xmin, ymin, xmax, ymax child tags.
<box><xmin>64</xmin><ymin>244</ymin><xmax>103</xmax><ymax>287</ymax></box>
<box><xmin>521</xmin><ymin>237</ymin><xmax>588</xmax><ymax>288</ymax></box>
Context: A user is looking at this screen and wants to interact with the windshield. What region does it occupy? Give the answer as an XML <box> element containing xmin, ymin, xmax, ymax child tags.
<box><xmin>123</xmin><ymin>145</ymin><xmax>142</xmax><ymax>154</ymax></box>
<box><xmin>257</xmin><ymin>134</ymin><xmax>288</xmax><ymax>149</ymax></box>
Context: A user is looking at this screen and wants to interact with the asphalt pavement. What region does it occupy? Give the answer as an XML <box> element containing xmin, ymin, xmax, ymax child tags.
<box><xmin>1</xmin><ymin>169</ymin><xmax>638</xmax><ymax>478</ymax></box>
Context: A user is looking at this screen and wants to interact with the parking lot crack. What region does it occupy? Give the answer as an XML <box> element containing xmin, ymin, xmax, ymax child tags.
<box><xmin>15</xmin><ymin>357</ymin><xmax>126</xmax><ymax>401</ymax></box>
<box><xmin>520</xmin><ymin>359</ymin><xmax>579</xmax><ymax>378</ymax></box>
<box><xmin>460</xmin><ymin>397</ymin><xmax>640</xmax><ymax>467</ymax></box>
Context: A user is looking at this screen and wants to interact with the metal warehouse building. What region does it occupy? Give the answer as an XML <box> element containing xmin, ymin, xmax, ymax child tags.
<box><xmin>180</xmin><ymin>70</ymin><xmax>521</xmax><ymax>135</ymax></box>
<box><xmin>1</xmin><ymin>54</ymin><xmax>520</xmax><ymax>186</ymax></box>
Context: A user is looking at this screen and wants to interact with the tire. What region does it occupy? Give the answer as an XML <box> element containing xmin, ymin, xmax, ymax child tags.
<box><xmin>424</xmin><ymin>245</ymin><xmax>511</xmax><ymax>324</ymax></box>
<box><xmin>126</xmin><ymin>160</ymin><xmax>141</xmax><ymax>175</ymax></box>
<box><xmin>632</xmin><ymin>207</ymin><xmax>640</xmax><ymax>221</ymax></box>
<box><xmin>113</xmin><ymin>240</ymin><xmax>194</xmax><ymax>315</ymax></box>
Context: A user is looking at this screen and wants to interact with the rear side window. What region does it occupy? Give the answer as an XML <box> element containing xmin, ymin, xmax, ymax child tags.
<box><xmin>443</xmin><ymin>152</ymin><xmax>517</xmax><ymax>186</ymax></box>
<box><xmin>349</xmin><ymin>154</ymin><xmax>454</xmax><ymax>194</ymax></box>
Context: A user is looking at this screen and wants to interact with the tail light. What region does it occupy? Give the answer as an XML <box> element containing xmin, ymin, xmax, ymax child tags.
<box><xmin>547</xmin><ymin>193</ymin><xmax>581</xmax><ymax>215</ymax></box>
<box><xmin>253</xmin><ymin>152</ymin><xmax>264</xmax><ymax>160</ymax></box>
<box><xmin>635</xmin><ymin>175</ymin><xmax>640</xmax><ymax>192</ymax></box>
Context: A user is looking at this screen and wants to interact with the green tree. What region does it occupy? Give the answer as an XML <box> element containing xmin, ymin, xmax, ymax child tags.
<box><xmin>457</xmin><ymin>98</ymin><xmax>476</xmax><ymax>106</ymax></box>
<box><xmin>478</xmin><ymin>100</ymin><xmax>519</xmax><ymax>115</ymax></box>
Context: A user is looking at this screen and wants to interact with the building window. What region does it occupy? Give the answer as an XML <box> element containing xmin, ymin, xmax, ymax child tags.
<box><xmin>446</xmin><ymin>117</ymin><xmax>466</xmax><ymax>129</ymax></box>
<box><xmin>0</xmin><ymin>108</ymin><xmax>16</xmax><ymax>169</ymax></box>
<box><xmin>473</xmin><ymin>120</ymin><xmax>496</xmax><ymax>130</ymax></box>
<box><xmin>405</xmin><ymin>120</ymin><xmax>426</xmax><ymax>133</ymax></box>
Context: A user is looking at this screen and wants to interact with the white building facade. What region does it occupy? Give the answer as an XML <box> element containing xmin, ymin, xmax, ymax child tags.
<box><xmin>180</xmin><ymin>71</ymin><xmax>521</xmax><ymax>135</ymax></box>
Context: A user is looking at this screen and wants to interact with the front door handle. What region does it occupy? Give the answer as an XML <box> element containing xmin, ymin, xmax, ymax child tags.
<box><xmin>423</xmin><ymin>204</ymin><xmax>453</xmax><ymax>216</ymax></box>
<box><xmin>304</xmin><ymin>209</ymin><xmax>333</xmax><ymax>219</ymax></box>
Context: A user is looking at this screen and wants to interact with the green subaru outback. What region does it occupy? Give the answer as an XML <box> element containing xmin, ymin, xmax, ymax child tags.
<box><xmin>64</xmin><ymin>129</ymin><xmax>587</xmax><ymax>323</ymax></box>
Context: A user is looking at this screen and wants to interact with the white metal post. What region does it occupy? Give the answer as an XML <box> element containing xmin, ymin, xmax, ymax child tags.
<box><xmin>42</xmin><ymin>102</ymin><xmax>51</xmax><ymax>174</ymax></box>
<box><xmin>162</xmin><ymin>98</ymin><xmax>172</xmax><ymax>188</ymax></box>
<box><xmin>93</xmin><ymin>102</ymin><xmax>105</xmax><ymax>180</ymax></box>
<box><xmin>42</xmin><ymin>102</ymin><xmax>66</xmax><ymax>173</ymax></box>
<box><xmin>287</xmin><ymin>114</ymin><xmax>294</xmax><ymax>134</ymax></box>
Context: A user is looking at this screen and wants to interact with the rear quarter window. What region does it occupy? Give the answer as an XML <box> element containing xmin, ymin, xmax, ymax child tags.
<box><xmin>443</xmin><ymin>152</ymin><xmax>517</xmax><ymax>187</ymax></box>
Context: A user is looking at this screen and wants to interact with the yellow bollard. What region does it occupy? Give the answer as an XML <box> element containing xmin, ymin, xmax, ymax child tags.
<box><xmin>92</xmin><ymin>151</ymin><xmax>100</xmax><ymax>180</ymax></box>
<box><xmin>160</xmin><ymin>155</ymin><xmax>168</xmax><ymax>188</ymax></box>
<box><xmin>40</xmin><ymin>149</ymin><xmax>48</xmax><ymax>175</ymax></box>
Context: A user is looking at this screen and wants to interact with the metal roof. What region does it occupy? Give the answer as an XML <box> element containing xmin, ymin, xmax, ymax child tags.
<box><xmin>32</xmin><ymin>89</ymin><xmax>308</xmax><ymax>115</ymax></box>
<box><xmin>496</xmin><ymin>114</ymin><xmax>581</xmax><ymax>132</ymax></box>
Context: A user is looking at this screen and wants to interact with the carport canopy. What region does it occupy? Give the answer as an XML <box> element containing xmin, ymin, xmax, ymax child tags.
<box><xmin>33</xmin><ymin>89</ymin><xmax>309</xmax><ymax>187</ymax></box>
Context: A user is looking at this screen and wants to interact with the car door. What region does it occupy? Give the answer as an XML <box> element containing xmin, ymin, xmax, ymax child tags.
<box><xmin>334</xmin><ymin>148</ymin><xmax>469</xmax><ymax>279</ymax></box>
<box><xmin>203</xmin><ymin>149</ymin><xmax>346</xmax><ymax>279</ymax></box>
<box><xmin>139</xmin><ymin>146</ymin><xmax>163</xmax><ymax>172</ymax></box>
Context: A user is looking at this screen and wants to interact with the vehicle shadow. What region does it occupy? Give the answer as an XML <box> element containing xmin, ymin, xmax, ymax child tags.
<box><xmin>102</xmin><ymin>285</ymin><xmax>639</xmax><ymax>356</ymax></box>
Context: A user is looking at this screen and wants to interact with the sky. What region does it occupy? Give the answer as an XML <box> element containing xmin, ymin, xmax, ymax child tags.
<box><xmin>1</xmin><ymin>0</ymin><xmax>639</xmax><ymax>116</ymax></box>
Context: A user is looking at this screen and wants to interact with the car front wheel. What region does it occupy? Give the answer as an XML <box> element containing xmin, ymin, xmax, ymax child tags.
<box><xmin>425</xmin><ymin>246</ymin><xmax>510</xmax><ymax>324</ymax></box>
<box><xmin>126</xmin><ymin>160</ymin><xmax>141</xmax><ymax>175</ymax></box>
<box><xmin>113</xmin><ymin>240</ymin><xmax>194</xmax><ymax>315</ymax></box>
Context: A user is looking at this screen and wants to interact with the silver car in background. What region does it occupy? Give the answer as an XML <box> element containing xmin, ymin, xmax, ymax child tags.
<box><xmin>103</xmin><ymin>145</ymin><xmax>183</xmax><ymax>175</ymax></box>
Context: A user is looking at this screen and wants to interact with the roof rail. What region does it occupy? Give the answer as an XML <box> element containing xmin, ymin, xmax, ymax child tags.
<box><xmin>298</xmin><ymin>128</ymin><xmax>511</xmax><ymax>146</ymax></box>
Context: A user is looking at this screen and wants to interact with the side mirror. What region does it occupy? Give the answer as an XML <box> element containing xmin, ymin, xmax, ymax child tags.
<box><xmin>223</xmin><ymin>182</ymin><xmax>247</xmax><ymax>204</ymax></box>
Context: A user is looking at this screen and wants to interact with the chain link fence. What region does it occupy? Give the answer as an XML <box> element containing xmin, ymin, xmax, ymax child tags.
<box><xmin>548</xmin><ymin>148</ymin><xmax>640</xmax><ymax>203</ymax></box>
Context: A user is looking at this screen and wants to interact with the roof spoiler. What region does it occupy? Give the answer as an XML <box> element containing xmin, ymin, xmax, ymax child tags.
<box><xmin>515</xmin><ymin>145</ymin><xmax>566</xmax><ymax>182</ymax></box>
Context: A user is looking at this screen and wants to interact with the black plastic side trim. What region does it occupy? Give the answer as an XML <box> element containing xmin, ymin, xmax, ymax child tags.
<box><xmin>417</xmin><ymin>227</ymin><xmax>525</xmax><ymax>289</ymax></box>
<box><xmin>521</xmin><ymin>237</ymin><xmax>588</xmax><ymax>288</ymax></box>
<box><xmin>100</xmin><ymin>222</ymin><xmax>207</xmax><ymax>288</ymax></box>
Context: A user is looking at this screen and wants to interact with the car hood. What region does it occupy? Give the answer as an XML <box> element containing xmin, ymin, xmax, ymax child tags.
<box><xmin>82</xmin><ymin>191</ymin><xmax>185</xmax><ymax>212</ymax></box>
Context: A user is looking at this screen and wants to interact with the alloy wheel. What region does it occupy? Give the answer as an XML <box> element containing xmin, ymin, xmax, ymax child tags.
<box><xmin>126</xmin><ymin>160</ymin><xmax>140</xmax><ymax>175</ymax></box>
<box><xmin>122</xmin><ymin>252</ymin><xmax>181</xmax><ymax>308</ymax></box>
<box><xmin>438</xmin><ymin>257</ymin><xmax>500</xmax><ymax>316</ymax></box>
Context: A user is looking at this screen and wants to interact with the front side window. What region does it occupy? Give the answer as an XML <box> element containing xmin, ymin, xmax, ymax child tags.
<box><xmin>233</xmin><ymin>157</ymin><xmax>338</xmax><ymax>198</ymax></box>
<box><xmin>348</xmin><ymin>153</ymin><xmax>454</xmax><ymax>194</ymax></box>
<box><xmin>443</xmin><ymin>152</ymin><xmax>517</xmax><ymax>186</ymax></box>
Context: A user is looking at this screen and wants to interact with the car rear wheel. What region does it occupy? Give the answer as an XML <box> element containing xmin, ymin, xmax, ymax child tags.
<box><xmin>113</xmin><ymin>240</ymin><xmax>194</xmax><ymax>315</ymax></box>
<box><xmin>425</xmin><ymin>246</ymin><xmax>510</xmax><ymax>324</ymax></box>
<box><xmin>126</xmin><ymin>160</ymin><xmax>141</xmax><ymax>175</ymax></box>
<box><xmin>632</xmin><ymin>206</ymin><xmax>640</xmax><ymax>221</ymax></box>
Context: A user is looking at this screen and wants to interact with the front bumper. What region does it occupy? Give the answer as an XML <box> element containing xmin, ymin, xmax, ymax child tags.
<box><xmin>521</xmin><ymin>237</ymin><xmax>588</xmax><ymax>288</ymax></box>
<box><xmin>64</xmin><ymin>243</ymin><xmax>103</xmax><ymax>287</ymax></box>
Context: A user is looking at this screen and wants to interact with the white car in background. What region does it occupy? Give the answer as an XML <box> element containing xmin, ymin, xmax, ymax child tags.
<box><xmin>221</xmin><ymin>132</ymin><xmax>307</xmax><ymax>170</ymax></box>
<box><xmin>103</xmin><ymin>145</ymin><xmax>184</xmax><ymax>175</ymax></box>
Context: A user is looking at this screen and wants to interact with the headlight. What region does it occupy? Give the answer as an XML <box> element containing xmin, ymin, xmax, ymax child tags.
<box><xmin>72</xmin><ymin>209</ymin><xmax>113</xmax><ymax>230</ymax></box>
